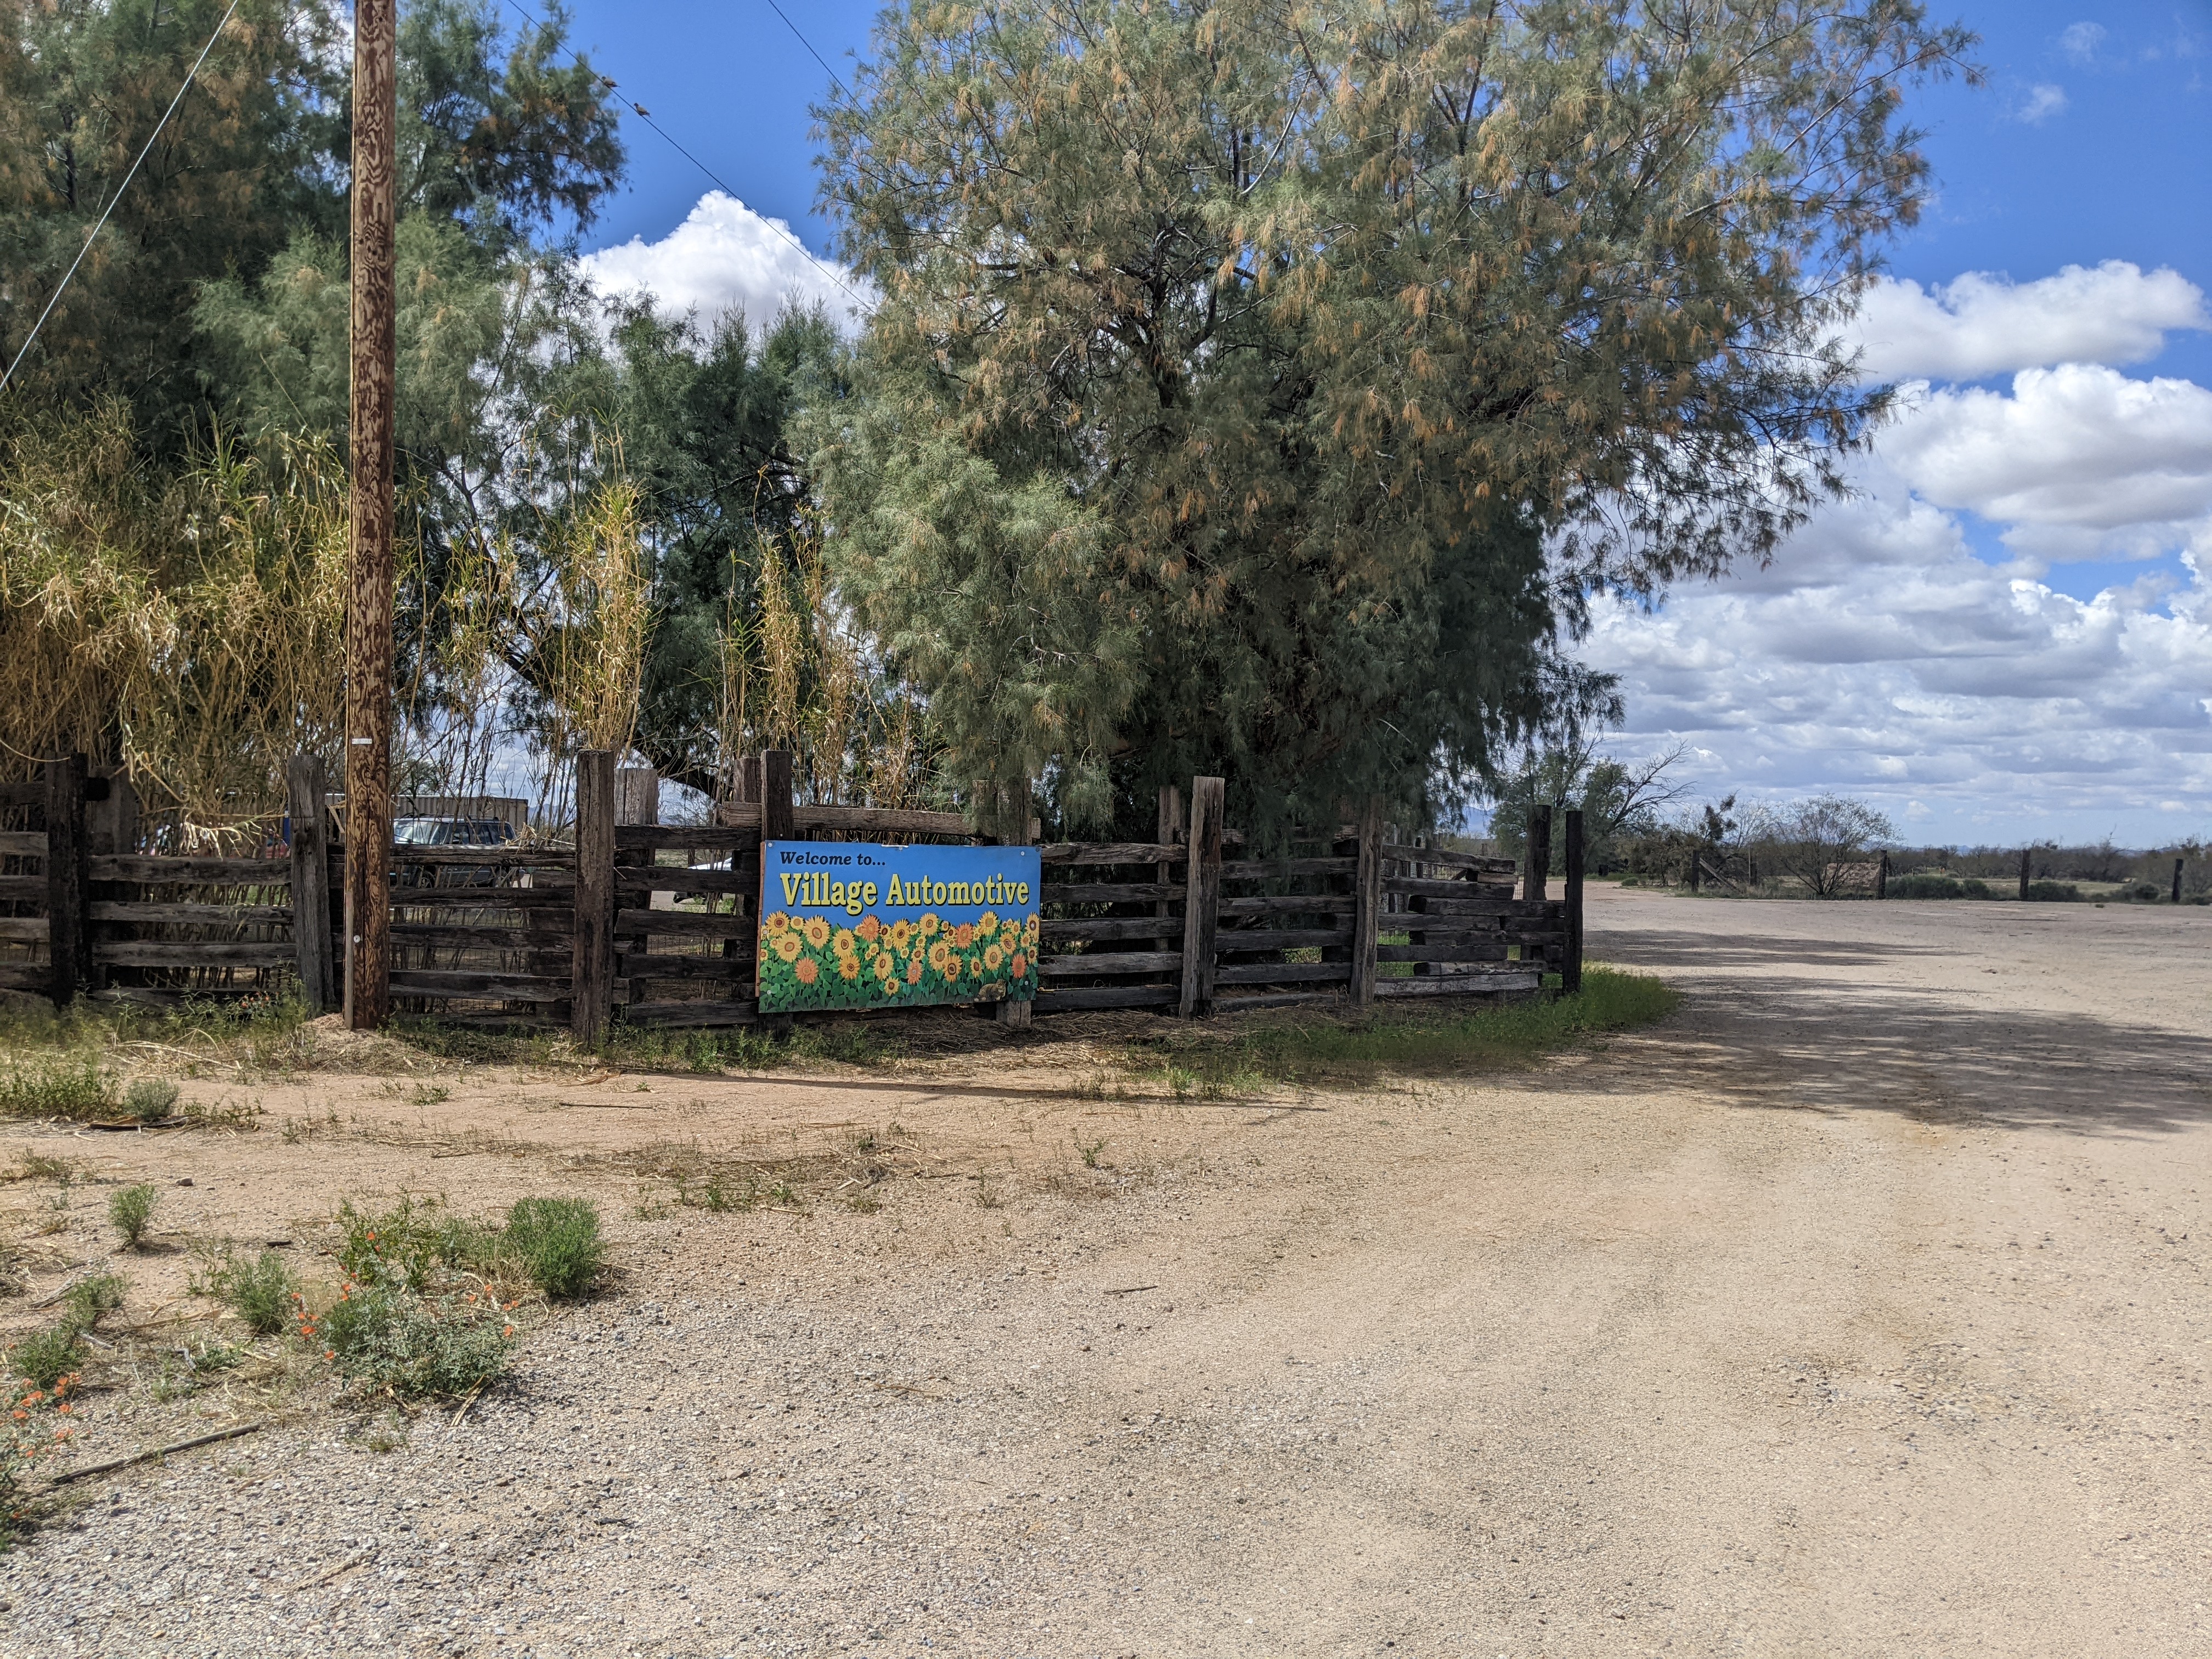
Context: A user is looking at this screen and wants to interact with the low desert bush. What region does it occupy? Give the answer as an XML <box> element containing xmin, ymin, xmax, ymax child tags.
<box><xmin>122</xmin><ymin>1079</ymin><xmax>180</xmax><ymax>1122</ymax></box>
<box><xmin>108</xmin><ymin>1183</ymin><xmax>159</xmax><ymax>1248</ymax></box>
<box><xmin>3</xmin><ymin>1371</ymin><xmax>80</xmax><ymax>1532</ymax></box>
<box><xmin>7</xmin><ymin>1324</ymin><xmax>85</xmax><ymax>1390</ymax></box>
<box><xmin>201</xmin><ymin>1248</ymin><xmax>297</xmax><ymax>1335</ymax></box>
<box><xmin>1886</xmin><ymin>874</ymin><xmax>1994</xmax><ymax>900</ymax></box>
<box><xmin>2025</xmin><ymin>881</ymin><xmax>2082</xmax><ymax>902</ymax></box>
<box><xmin>315</xmin><ymin>1282</ymin><xmax>514</xmax><ymax>1398</ymax></box>
<box><xmin>0</xmin><ymin>1057</ymin><xmax>111</xmax><ymax>1121</ymax></box>
<box><xmin>335</xmin><ymin>1197</ymin><xmax>493</xmax><ymax>1294</ymax></box>
<box><xmin>58</xmin><ymin>1272</ymin><xmax>125</xmax><ymax>1333</ymax></box>
<box><xmin>503</xmin><ymin>1197</ymin><xmax>602</xmax><ymax>1298</ymax></box>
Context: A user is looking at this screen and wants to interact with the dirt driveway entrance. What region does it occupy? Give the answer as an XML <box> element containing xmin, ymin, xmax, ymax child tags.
<box><xmin>5</xmin><ymin>887</ymin><xmax>2208</xmax><ymax>1657</ymax></box>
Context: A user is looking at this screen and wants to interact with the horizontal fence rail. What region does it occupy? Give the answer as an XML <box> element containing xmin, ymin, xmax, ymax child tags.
<box><xmin>0</xmin><ymin>755</ymin><xmax>1583</xmax><ymax>1029</ymax></box>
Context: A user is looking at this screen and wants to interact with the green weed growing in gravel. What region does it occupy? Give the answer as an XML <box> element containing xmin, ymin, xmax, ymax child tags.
<box><xmin>313</xmin><ymin>1281</ymin><xmax>514</xmax><ymax>1399</ymax></box>
<box><xmin>4</xmin><ymin>1370</ymin><xmax>81</xmax><ymax>1533</ymax></box>
<box><xmin>0</xmin><ymin>1056</ymin><xmax>111</xmax><ymax>1121</ymax></box>
<box><xmin>199</xmin><ymin>1248</ymin><xmax>297</xmax><ymax>1335</ymax></box>
<box><xmin>108</xmin><ymin>1183</ymin><xmax>159</xmax><ymax>1248</ymax></box>
<box><xmin>335</xmin><ymin>1197</ymin><xmax>494</xmax><ymax>1293</ymax></box>
<box><xmin>59</xmin><ymin>1272</ymin><xmax>125</xmax><ymax>1333</ymax></box>
<box><xmin>7</xmin><ymin>1325</ymin><xmax>84</xmax><ymax>1390</ymax></box>
<box><xmin>122</xmin><ymin>1079</ymin><xmax>180</xmax><ymax>1122</ymax></box>
<box><xmin>502</xmin><ymin>1197</ymin><xmax>602</xmax><ymax>1298</ymax></box>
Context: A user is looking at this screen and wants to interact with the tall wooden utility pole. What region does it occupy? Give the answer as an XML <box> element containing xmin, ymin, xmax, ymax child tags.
<box><xmin>343</xmin><ymin>0</ymin><xmax>397</xmax><ymax>1030</ymax></box>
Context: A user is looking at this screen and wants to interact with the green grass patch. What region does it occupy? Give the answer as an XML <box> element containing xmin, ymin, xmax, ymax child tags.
<box><xmin>7</xmin><ymin>1324</ymin><xmax>86</xmax><ymax>1390</ymax></box>
<box><xmin>501</xmin><ymin>1197</ymin><xmax>603</xmax><ymax>1298</ymax></box>
<box><xmin>1131</xmin><ymin>965</ymin><xmax>1679</xmax><ymax>1091</ymax></box>
<box><xmin>107</xmin><ymin>1183</ymin><xmax>159</xmax><ymax>1248</ymax></box>
<box><xmin>197</xmin><ymin>1248</ymin><xmax>298</xmax><ymax>1336</ymax></box>
<box><xmin>0</xmin><ymin>1054</ymin><xmax>112</xmax><ymax>1121</ymax></box>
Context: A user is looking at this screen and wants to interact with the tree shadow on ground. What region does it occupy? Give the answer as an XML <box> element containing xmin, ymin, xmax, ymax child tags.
<box><xmin>1584</xmin><ymin>930</ymin><xmax>2212</xmax><ymax>1141</ymax></box>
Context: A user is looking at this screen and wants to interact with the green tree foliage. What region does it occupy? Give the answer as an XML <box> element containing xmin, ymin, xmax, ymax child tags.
<box><xmin>0</xmin><ymin>0</ymin><xmax>336</xmax><ymax>430</ymax></box>
<box><xmin>814</xmin><ymin>0</ymin><xmax>1971</xmax><ymax>832</ymax></box>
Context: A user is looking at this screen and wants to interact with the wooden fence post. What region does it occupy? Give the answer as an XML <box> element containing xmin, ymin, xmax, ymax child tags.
<box><xmin>2018</xmin><ymin>847</ymin><xmax>2031</xmax><ymax>901</ymax></box>
<box><xmin>2174</xmin><ymin>857</ymin><xmax>2185</xmax><ymax>905</ymax></box>
<box><xmin>288</xmin><ymin>755</ymin><xmax>336</xmax><ymax>1012</ymax></box>
<box><xmin>616</xmin><ymin>766</ymin><xmax>660</xmax><ymax>827</ymax></box>
<box><xmin>997</xmin><ymin>775</ymin><xmax>1035</xmax><ymax>1030</ymax></box>
<box><xmin>1177</xmin><ymin>777</ymin><xmax>1224</xmax><ymax>1018</ymax></box>
<box><xmin>760</xmin><ymin>751</ymin><xmax>794</xmax><ymax>842</ymax></box>
<box><xmin>1155</xmin><ymin>785</ymin><xmax>1182</xmax><ymax>957</ymax></box>
<box><xmin>759</xmin><ymin>752</ymin><xmax>794</xmax><ymax>1032</ymax></box>
<box><xmin>44</xmin><ymin>754</ymin><xmax>87</xmax><ymax>1006</ymax></box>
<box><xmin>1350</xmin><ymin>794</ymin><xmax>1384</xmax><ymax>1010</ymax></box>
<box><xmin>571</xmin><ymin>750</ymin><xmax>617</xmax><ymax>1043</ymax></box>
<box><xmin>1562</xmin><ymin>808</ymin><xmax>1584</xmax><ymax>996</ymax></box>
<box><xmin>1523</xmin><ymin>804</ymin><xmax>1553</xmax><ymax>904</ymax></box>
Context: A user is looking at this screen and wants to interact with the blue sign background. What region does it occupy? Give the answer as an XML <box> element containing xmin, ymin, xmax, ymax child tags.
<box><xmin>756</xmin><ymin>841</ymin><xmax>1043</xmax><ymax>1012</ymax></box>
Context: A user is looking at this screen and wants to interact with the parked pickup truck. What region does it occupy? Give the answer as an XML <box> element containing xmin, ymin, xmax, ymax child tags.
<box><xmin>392</xmin><ymin>816</ymin><xmax>516</xmax><ymax>887</ymax></box>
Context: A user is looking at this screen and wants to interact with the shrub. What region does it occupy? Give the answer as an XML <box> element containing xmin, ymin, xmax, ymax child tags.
<box><xmin>3</xmin><ymin>1371</ymin><xmax>80</xmax><ymax>1529</ymax></box>
<box><xmin>122</xmin><ymin>1079</ymin><xmax>180</xmax><ymax>1122</ymax></box>
<box><xmin>204</xmin><ymin>1248</ymin><xmax>297</xmax><ymax>1336</ymax></box>
<box><xmin>318</xmin><ymin>1283</ymin><xmax>514</xmax><ymax>1398</ymax></box>
<box><xmin>108</xmin><ymin>1183</ymin><xmax>159</xmax><ymax>1248</ymax></box>
<box><xmin>503</xmin><ymin>1197</ymin><xmax>603</xmax><ymax>1298</ymax></box>
<box><xmin>0</xmin><ymin>1056</ymin><xmax>111</xmax><ymax>1121</ymax></box>
<box><xmin>58</xmin><ymin>1272</ymin><xmax>125</xmax><ymax>1333</ymax></box>
<box><xmin>7</xmin><ymin>1324</ymin><xmax>84</xmax><ymax>1390</ymax></box>
<box><xmin>2024</xmin><ymin>881</ymin><xmax>2082</xmax><ymax>902</ymax></box>
<box><xmin>336</xmin><ymin>1197</ymin><xmax>492</xmax><ymax>1294</ymax></box>
<box><xmin>1886</xmin><ymin>874</ymin><xmax>1994</xmax><ymax>900</ymax></box>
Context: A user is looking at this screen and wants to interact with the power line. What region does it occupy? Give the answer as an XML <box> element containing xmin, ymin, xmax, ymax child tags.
<box><xmin>762</xmin><ymin>0</ymin><xmax>850</xmax><ymax>99</ymax></box>
<box><xmin>1</xmin><ymin>0</ymin><xmax>243</xmax><ymax>396</ymax></box>
<box><xmin>498</xmin><ymin>0</ymin><xmax>870</xmax><ymax>313</ymax></box>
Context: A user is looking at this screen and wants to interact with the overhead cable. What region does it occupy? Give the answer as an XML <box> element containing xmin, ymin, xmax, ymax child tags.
<box><xmin>1</xmin><ymin>0</ymin><xmax>244</xmax><ymax>396</ymax></box>
<box><xmin>499</xmin><ymin>0</ymin><xmax>871</xmax><ymax>313</ymax></box>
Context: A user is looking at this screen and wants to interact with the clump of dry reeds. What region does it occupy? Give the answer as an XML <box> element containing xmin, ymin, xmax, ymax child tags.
<box><xmin>0</xmin><ymin>403</ymin><xmax>346</xmax><ymax>846</ymax></box>
<box><xmin>722</xmin><ymin>516</ymin><xmax>938</xmax><ymax>810</ymax></box>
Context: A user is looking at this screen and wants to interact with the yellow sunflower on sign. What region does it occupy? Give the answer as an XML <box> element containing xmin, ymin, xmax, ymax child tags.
<box><xmin>978</xmin><ymin>911</ymin><xmax>1000</xmax><ymax>939</ymax></box>
<box><xmin>874</xmin><ymin>953</ymin><xmax>896</xmax><ymax>983</ymax></box>
<box><xmin>803</xmin><ymin>916</ymin><xmax>831</xmax><ymax>949</ymax></box>
<box><xmin>833</xmin><ymin>927</ymin><xmax>856</xmax><ymax>958</ymax></box>
<box><xmin>838</xmin><ymin>954</ymin><xmax>861</xmax><ymax>981</ymax></box>
<box><xmin>774</xmin><ymin>934</ymin><xmax>802</xmax><ymax>963</ymax></box>
<box><xmin>928</xmin><ymin>939</ymin><xmax>952</xmax><ymax>973</ymax></box>
<box><xmin>919</xmin><ymin>913</ymin><xmax>940</xmax><ymax>938</ymax></box>
<box><xmin>765</xmin><ymin>912</ymin><xmax>791</xmax><ymax>935</ymax></box>
<box><xmin>888</xmin><ymin>919</ymin><xmax>913</xmax><ymax>950</ymax></box>
<box><xmin>983</xmin><ymin>943</ymin><xmax>1004</xmax><ymax>971</ymax></box>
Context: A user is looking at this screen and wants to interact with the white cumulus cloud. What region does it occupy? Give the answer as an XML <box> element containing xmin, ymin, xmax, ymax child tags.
<box><xmin>579</xmin><ymin>191</ymin><xmax>867</xmax><ymax>332</ymax></box>
<box><xmin>2016</xmin><ymin>82</ymin><xmax>2069</xmax><ymax>123</ymax></box>
<box><xmin>2058</xmin><ymin>21</ymin><xmax>2106</xmax><ymax>63</ymax></box>
<box><xmin>1844</xmin><ymin>262</ymin><xmax>2209</xmax><ymax>382</ymax></box>
<box><xmin>1881</xmin><ymin>365</ymin><xmax>2212</xmax><ymax>560</ymax></box>
<box><xmin>1578</xmin><ymin>266</ymin><xmax>2212</xmax><ymax>843</ymax></box>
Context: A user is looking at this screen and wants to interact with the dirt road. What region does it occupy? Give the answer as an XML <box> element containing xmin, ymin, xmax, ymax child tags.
<box><xmin>4</xmin><ymin>887</ymin><xmax>2208</xmax><ymax>1657</ymax></box>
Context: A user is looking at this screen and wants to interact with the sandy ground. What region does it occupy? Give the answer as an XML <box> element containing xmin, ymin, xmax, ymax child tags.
<box><xmin>1</xmin><ymin>884</ymin><xmax>2207</xmax><ymax>1658</ymax></box>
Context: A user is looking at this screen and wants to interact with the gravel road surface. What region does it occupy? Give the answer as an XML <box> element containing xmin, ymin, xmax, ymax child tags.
<box><xmin>3</xmin><ymin>887</ymin><xmax>2206</xmax><ymax>1657</ymax></box>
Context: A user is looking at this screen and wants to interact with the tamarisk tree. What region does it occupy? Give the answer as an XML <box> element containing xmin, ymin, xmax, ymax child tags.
<box><xmin>811</xmin><ymin>0</ymin><xmax>1970</xmax><ymax>831</ymax></box>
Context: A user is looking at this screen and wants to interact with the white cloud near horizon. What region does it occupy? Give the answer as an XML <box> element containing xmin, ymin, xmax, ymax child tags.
<box><xmin>578</xmin><ymin>190</ymin><xmax>867</xmax><ymax>334</ymax></box>
<box><xmin>1882</xmin><ymin>366</ymin><xmax>2212</xmax><ymax>561</ymax></box>
<box><xmin>1844</xmin><ymin>262</ymin><xmax>2210</xmax><ymax>382</ymax></box>
<box><xmin>1582</xmin><ymin>263</ymin><xmax>2212</xmax><ymax>844</ymax></box>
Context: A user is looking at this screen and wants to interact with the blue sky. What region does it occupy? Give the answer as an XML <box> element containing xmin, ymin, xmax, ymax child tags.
<box><xmin>548</xmin><ymin>1</ymin><xmax>2212</xmax><ymax>845</ymax></box>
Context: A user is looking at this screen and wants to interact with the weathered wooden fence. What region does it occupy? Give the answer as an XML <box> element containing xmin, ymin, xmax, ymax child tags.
<box><xmin>0</xmin><ymin>752</ymin><xmax>1585</xmax><ymax>1032</ymax></box>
